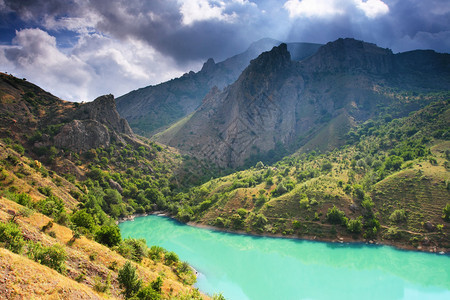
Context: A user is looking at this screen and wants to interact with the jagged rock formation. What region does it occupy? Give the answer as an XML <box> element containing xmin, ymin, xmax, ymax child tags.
<box><xmin>116</xmin><ymin>39</ymin><xmax>322</xmax><ymax>136</ymax></box>
<box><xmin>74</xmin><ymin>94</ymin><xmax>133</xmax><ymax>135</ymax></box>
<box><xmin>154</xmin><ymin>38</ymin><xmax>450</xmax><ymax>168</ymax></box>
<box><xmin>54</xmin><ymin>95</ymin><xmax>133</xmax><ymax>152</ymax></box>
<box><xmin>0</xmin><ymin>73</ymin><xmax>134</xmax><ymax>154</ymax></box>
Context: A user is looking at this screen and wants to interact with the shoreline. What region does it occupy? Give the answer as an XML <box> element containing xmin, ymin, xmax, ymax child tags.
<box><xmin>119</xmin><ymin>212</ymin><xmax>448</xmax><ymax>255</ymax></box>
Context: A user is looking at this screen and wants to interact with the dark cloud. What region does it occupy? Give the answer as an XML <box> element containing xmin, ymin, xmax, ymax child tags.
<box><xmin>2</xmin><ymin>0</ymin><xmax>449</xmax><ymax>64</ymax></box>
<box><xmin>0</xmin><ymin>0</ymin><xmax>449</xmax><ymax>101</ymax></box>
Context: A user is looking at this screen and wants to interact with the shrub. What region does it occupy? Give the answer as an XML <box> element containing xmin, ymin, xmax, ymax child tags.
<box><xmin>326</xmin><ymin>206</ymin><xmax>346</xmax><ymax>225</ymax></box>
<box><xmin>37</xmin><ymin>195</ymin><xmax>65</xmax><ymax>218</ymax></box>
<box><xmin>37</xmin><ymin>186</ymin><xmax>52</xmax><ymax>196</ymax></box>
<box><xmin>384</xmin><ymin>155</ymin><xmax>403</xmax><ymax>171</ymax></box>
<box><xmin>0</xmin><ymin>221</ymin><xmax>24</xmax><ymax>253</ymax></box>
<box><xmin>272</xmin><ymin>183</ymin><xmax>287</xmax><ymax>196</ymax></box>
<box><xmin>118</xmin><ymin>261</ymin><xmax>142</xmax><ymax>299</ymax></box>
<box><xmin>15</xmin><ymin>193</ymin><xmax>32</xmax><ymax>207</ymax></box>
<box><xmin>353</xmin><ymin>184</ymin><xmax>365</xmax><ymax>200</ymax></box>
<box><xmin>117</xmin><ymin>238</ymin><xmax>148</xmax><ymax>262</ymax></box>
<box><xmin>27</xmin><ymin>242</ymin><xmax>67</xmax><ymax>273</ymax></box>
<box><xmin>443</xmin><ymin>203</ymin><xmax>450</xmax><ymax>222</ymax></box>
<box><xmin>94</xmin><ymin>273</ymin><xmax>111</xmax><ymax>294</ymax></box>
<box><xmin>164</xmin><ymin>251</ymin><xmax>179</xmax><ymax>266</ymax></box>
<box><xmin>252</xmin><ymin>214</ymin><xmax>268</xmax><ymax>231</ymax></box>
<box><xmin>104</xmin><ymin>189</ymin><xmax>122</xmax><ymax>205</ymax></box>
<box><xmin>292</xmin><ymin>220</ymin><xmax>302</xmax><ymax>229</ymax></box>
<box><xmin>384</xmin><ymin>227</ymin><xmax>401</xmax><ymax>240</ymax></box>
<box><xmin>213</xmin><ymin>217</ymin><xmax>226</xmax><ymax>228</ymax></box>
<box><xmin>230</xmin><ymin>213</ymin><xmax>244</xmax><ymax>229</ymax></box>
<box><xmin>95</xmin><ymin>225</ymin><xmax>121</xmax><ymax>247</ymax></box>
<box><xmin>148</xmin><ymin>246</ymin><xmax>166</xmax><ymax>261</ymax></box>
<box><xmin>389</xmin><ymin>209</ymin><xmax>407</xmax><ymax>223</ymax></box>
<box><xmin>347</xmin><ymin>218</ymin><xmax>363</xmax><ymax>234</ymax></box>
<box><xmin>135</xmin><ymin>283</ymin><xmax>161</xmax><ymax>300</ymax></box>
<box><xmin>71</xmin><ymin>209</ymin><xmax>96</xmax><ymax>231</ymax></box>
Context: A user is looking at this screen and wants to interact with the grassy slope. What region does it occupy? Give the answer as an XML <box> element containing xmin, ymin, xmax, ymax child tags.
<box><xmin>0</xmin><ymin>147</ymin><xmax>207</xmax><ymax>299</ymax></box>
<box><xmin>178</xmin><ymin>100</ymin><xmax>450</xmax><ymax>251</ymax></box>
<box><xmin>0</xmin><ymin>74</ymin><xmax>209</xmax><ymax>299</ymax></box>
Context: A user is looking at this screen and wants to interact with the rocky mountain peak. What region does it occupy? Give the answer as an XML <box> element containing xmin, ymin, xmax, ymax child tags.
<box><xmin>247</xmin><ymin>43</ymin><xmax>291</xmax><ymax>73</ymax></box>
<box><xmin>77</xmin><ymin>94</ymin><xmax>133</xmax><ymax>135</ymax></box>
<box><xmin>305</xmin><ymin>38</ymin><xmax>394</xmax><ymax>73</ymax></box>
<box><xmin>201</xmin><ymin>58</ymin><xmax>216</xmax><ymax>73</ymax></box>
<box><xmin>54</xmin><ymin>94</ymin><xmax>133</xmax><ymax>152</ymax></box>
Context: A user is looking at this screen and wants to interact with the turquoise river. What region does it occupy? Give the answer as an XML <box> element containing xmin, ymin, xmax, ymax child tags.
<box><xmin>119</xmin><ymin>215</ymin><xmax>450</xmax><ymax>300</ymax></box>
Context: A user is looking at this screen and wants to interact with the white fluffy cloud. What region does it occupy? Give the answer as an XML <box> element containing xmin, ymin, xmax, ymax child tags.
<box><xmin>284</xmin><ymin>0</ymin><xmax>345</xmax><ymax>18</ymax></box>
<box><xmin>179</xmin><ymin>0</ymin><xmax>236</xmax><ymax>25</ymax></box>
<box><xmin>0</xmin><ymin>28</ymin><xmax>194</xmax><ymax>102</ymax></box>
<box><xmin>355</xmin><ymin>0</ymin><xmax>389</xmax><ymax>19</ymax></box>
<box><xmin>283</xmin><ymin>0</ymin><xmax>389</xmax><ymax>19</ymax></box>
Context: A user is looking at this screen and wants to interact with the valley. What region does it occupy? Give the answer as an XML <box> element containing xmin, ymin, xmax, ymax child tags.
<box><xmin>0</xmin><ymin>36</ymin><xmax>449</xmax><ymax>299</ymax></box>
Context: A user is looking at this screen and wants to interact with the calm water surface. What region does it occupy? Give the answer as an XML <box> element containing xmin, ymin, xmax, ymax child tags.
<box><xmin>119</xmin><ymin>215</ymin><xmax>450</xmax><ymax>300</ymax></box>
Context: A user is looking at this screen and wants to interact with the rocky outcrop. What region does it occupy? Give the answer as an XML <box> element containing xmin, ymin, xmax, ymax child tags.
<box><xmin>54</xmin><ymin>120</ymin><xmax>110</xmax><ymax>151</ymax></box>
<box><xmin>54</xmin><ymin>94</ymin><xmax>133</xmax><ymax>152</ymax></box>
<box><xmin>75</xmin><ymin>94</ymin><xmax>133</xmax><ymax>135</ymax></box>
<box><xmin>305</xmin><ymin>38</ymin><xmax>394</xmax><ymax>74</ymax></box>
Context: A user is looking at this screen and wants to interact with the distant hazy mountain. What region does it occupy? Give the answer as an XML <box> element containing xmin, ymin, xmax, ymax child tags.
<box><xmin>154</xmin><ymin>38</ymin><xmax>450</xmax><ymax>168</ymax></box>
<box><xmin>116</xmin><ymin>38</ymin><xmax>322</xmax><ymax>136</ymax></box>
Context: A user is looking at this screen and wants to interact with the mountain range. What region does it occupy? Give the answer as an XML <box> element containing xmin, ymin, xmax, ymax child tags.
<box><xmin>152</xmin><ymin>38</ymin><xmax>450</xmax><ymax>168</ymax></box>
<box><xmin>116</xmin><ymin>38</ymin><xmax>322</xmax><ymax>136</ymax></box>
<box><xmin>0</xmin><ymin>37</ymin><xmax>449</xmax><ymax>298</ymax></box>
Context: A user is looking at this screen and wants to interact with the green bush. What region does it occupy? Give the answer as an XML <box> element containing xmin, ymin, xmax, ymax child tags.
<box><xmin>27</xmin><ymin>242</ymin><xmax>67</xmax><ymax>273</ymax></box>
<box><xmin>326</xmin><ymin>205</ymin><xmax>346</xmax><ymax>225</ymax></box>
<box><xmin>384</xmin><ymin>227</ymin><xmax>401</xmax><ymax>240</ymax></box>
<box><xmin>118</xmin><ymin>261</ymin><xmax>142</xmax><ymax>299</ymax></box>
<box><xmin>71</xmin><ymin>209</ymin><xmax>96</xmax><ymax>231</ymax></box>
<box><xmin>95</xmin><ymin>225</ymin><xmax>121</xmax><ymax>247</ymax></box>
<box><xmin>117</xmin><ymin>238</ymin><xmax>148</xmax><ymax>262</ymax></box>
<box><xmin>135</xmin><ymin>283</ymin><xmax>161</xmax><ymax>300</ymax></box>
<box><xmin>148</xmin><ymin>245</ymin><xmax>166</xmax><ymax>261</ymax></box>
<box><xmin>37</xmin><ymin>195</ymin><xmax>65</xmax><ymax>218</ymax></box>
<box><xmin>347</xmin><ymin>218</ymin><xmax>363</xmax><ymax>234</ymax></box>
<box><xmin>0</xmin><ymin>221</ymin><xmax>25</xmax><ymax>253</ymax></box>
<box><xmin>443</xmin><ymin>203</ymin><xmax>450</xmax><ymax>222</ymax></box>
<box><xmin>164</xmin><ymin>251</ymin><xmax>179</xmax><ymax>266</ymax></box>
<box><xmin>389</xmin><ymin>209</ymin><xmax>407</xmax><ymax>223</ymax></box>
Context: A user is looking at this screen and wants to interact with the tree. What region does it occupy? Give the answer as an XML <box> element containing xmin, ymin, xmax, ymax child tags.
<box><xmin>164</xmin><ymin>251</ymin><xmax>179</xmax><ymax>266</ymax></box>
<box><xmin>118</xmin><ymin>261</ymin><xmax>142</xmax><ymax>299</ymax></box>
<box><xmin>71</xmin><ymin>209</ymin><xmax>96</xmax><ymax>231</ymax></box>
<box><xmin>326</xmin><ymin>205</ymin><xmax>346</xmax><ymax>225</ymax></box>
<box><xmin>347</xmin><ymin>218</ymin><xmax>363</xmax><ymax>234</ymax></box>
<box><xmin>95</xmin><ymin>225</ymin><xmax>121</xmax><ymax>247</ymax></box>
<box><xmin>103</xmin><ymin>189</ymin><xmax>122</xmax><ymax>205</ymax></box>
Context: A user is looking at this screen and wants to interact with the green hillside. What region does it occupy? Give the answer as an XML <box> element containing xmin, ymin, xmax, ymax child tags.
<box><xmin>167</xmin><ymin>99</ymin><xmax>450</xmax><ymax>251</ymax></box>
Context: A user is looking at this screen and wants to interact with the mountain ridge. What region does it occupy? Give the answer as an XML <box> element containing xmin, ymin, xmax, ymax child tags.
<box><xmin>116</xmin><ymin>39</ymin><xmax>322</xmax><ymax>136</ymax></box>
<box><xmin>154</xmin><ymin>38</ymin><xmax>450</xmax><ymax>168</ymax></box>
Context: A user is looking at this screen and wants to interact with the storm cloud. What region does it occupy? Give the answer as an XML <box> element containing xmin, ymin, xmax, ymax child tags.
<box><xmin>0</xmin><ymin>0</ymin><xmax>449</xmax><ymax>101</ymax></box>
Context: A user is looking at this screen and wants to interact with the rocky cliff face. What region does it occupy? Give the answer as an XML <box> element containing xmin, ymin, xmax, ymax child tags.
<box><xmin>54</xmin><ymin>94</ymin><xmax>133</xmax><ymax>152</ymax></box>
<box><xmin>155</xmin><ymin>39</ymin><xmax>450</xmax><ymax>168</ymax></box>
<box><xmin>116</xmin><ymin>39</ymin><xmax>322</xmax><ymax>136</ymax></box>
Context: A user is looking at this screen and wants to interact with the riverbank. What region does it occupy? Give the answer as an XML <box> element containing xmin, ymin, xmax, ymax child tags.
<box><xmin>118</xmin><ymin>212</ymin><xmax>447</xmax><ymax>254</ymax></box>
<box><xmin>117</xmin><ymin>211</ymin><xmax>169</xmax><ymax>223</ymax></box>
<box><xmin>119</xmin><ymin>214</ymin><xmax>450</xmax><ymax>300</ymax></box>
<box><xmin>185</xmin><ymin>220</ymin><xmax>448</xmax><ymax>254</ymax></box>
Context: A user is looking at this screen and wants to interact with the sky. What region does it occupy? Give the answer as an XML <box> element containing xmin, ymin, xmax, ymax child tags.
<box><xmin>0</xmin><ymin>0</ymin><xmax>449</xmax><ymax>102</ymax></box>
